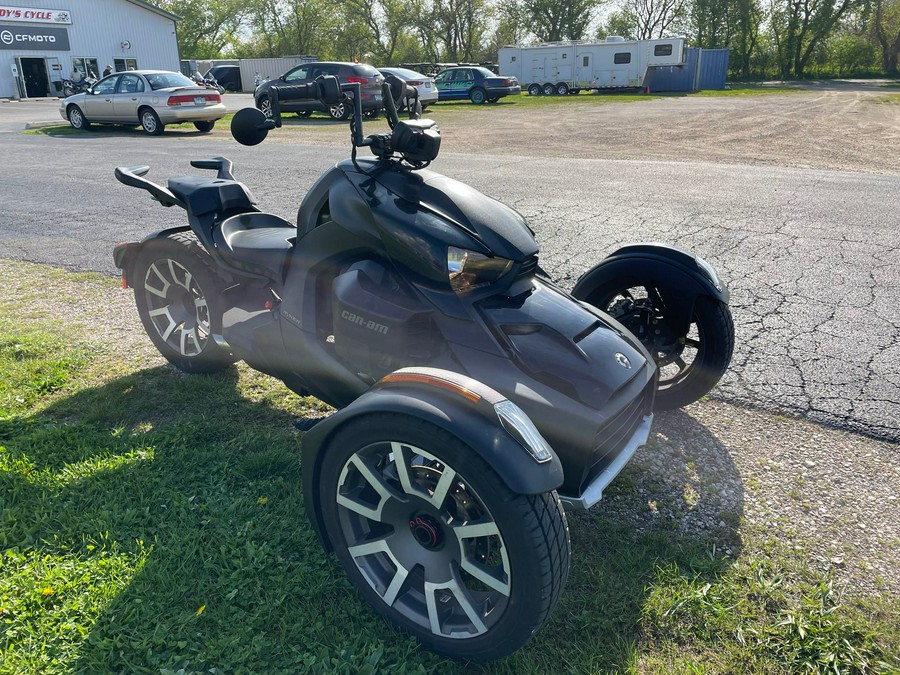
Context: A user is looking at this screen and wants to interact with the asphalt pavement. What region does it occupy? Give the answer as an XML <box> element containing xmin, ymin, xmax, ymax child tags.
<box><xmin>0</xmin><ymin>113</ymin><xmax>897</xmax><ymax>443</ymax></box>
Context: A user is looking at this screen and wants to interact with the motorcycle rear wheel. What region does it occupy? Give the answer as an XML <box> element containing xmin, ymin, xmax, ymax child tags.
<box><xmin>132</xmin><ymin>232</ymin><xmax>236</xmax><ymax>373</ymax></box>
<box><xmin>582</xmin><ymin>281</ymin><xmax>734</xmax><ymax>411</ymax></box>
<box><xmin>318</xmin><ymin>413</ymin><xmax>570</xmax><ymax>661</ymax></box>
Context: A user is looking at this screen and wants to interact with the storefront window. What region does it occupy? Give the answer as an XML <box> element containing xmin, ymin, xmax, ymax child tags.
<box><xmin>114</xmin><ymin>58</ymin><xmax>138</xmax><ymax>72</ymax></box>
<box><xmin>71</xmin><ymin>57</ymin><xmax>99</xmax><ymax>81</ymax></box>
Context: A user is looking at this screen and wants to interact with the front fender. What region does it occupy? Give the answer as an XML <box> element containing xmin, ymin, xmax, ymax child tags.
<box><xmin>301</xmin><ymin>368</ymin><xmax>564</xmax><ymax>550</ymax></box>
<box><xmin>571</xmin><ymin>243</ymin><xmax>729</xmax><ymax>335</ymax></box>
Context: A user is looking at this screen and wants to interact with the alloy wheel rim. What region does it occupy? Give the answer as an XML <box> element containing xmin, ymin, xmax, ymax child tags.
<box><xmin>335</xmin><ymin>441</ymin><xmax>511</xmax><ymax>639</ymax></box>
<box><xmin>604</xmin><ymin>285</ymin><xmax>702</xmax><ymax>388</ymax></box>
<box><xmin>142</xmin><ymin>112</ymin><xmax>157</xmax><ymax>132</ymax></box>
<box><xmin>142</xmin><ymin>257</ymin><xmax>211</xmax><ymax>357</ymax></box>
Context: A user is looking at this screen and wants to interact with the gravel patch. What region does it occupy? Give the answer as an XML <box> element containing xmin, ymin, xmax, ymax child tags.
<box><xmin>587</xmin><ymin>401</ymin><xmax>899</xmax><ymax>598</ymax></box>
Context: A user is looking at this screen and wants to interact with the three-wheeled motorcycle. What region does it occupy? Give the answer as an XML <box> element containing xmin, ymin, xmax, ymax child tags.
<box><xmin>112</xmin><ymin>76</ymin><xmax>733</xmax><ymax>661</ymax></box>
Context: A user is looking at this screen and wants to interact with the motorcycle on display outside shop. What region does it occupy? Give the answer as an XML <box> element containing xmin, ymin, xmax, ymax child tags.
<box><xmin>61</xmin><ymin>74</ymin><xmax>96</xmax><ymax>98</ymax></box>
<box><xmin>192</xmin><ymin>70</ymin><xmax>226</xmax><ymax>95</ymax></box>
<box><xmin>111</xmin><ymin>75</ymin><xmax>734</xmax><ymax>661</ymax></box>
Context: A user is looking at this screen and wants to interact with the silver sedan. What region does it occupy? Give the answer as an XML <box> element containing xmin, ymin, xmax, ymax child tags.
<box><xmin>58</xmin><ymin>70</ymin><xmax>226</xmax><ymax>135</ymax></box>
<box><xmin>378</xmin><ymin>67</ymin><xmax>439</xmax><ymax>111</ymax></box>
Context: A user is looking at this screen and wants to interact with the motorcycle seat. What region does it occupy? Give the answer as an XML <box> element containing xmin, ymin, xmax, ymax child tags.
<box><xmin>167</xmin><ymin>176</ymin><xmax>257</xmax><ymax>217</ymax></box>
<box><xmin>214</xmin><ymin>212</ymin><xmax>295</xmax><ymax>280</ymax></box>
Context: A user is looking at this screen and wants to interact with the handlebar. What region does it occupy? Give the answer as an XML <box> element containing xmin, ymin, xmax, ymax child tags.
<box><xmin>269</xmin><ymin>76</ymin><xmax>342</xmax><ymax>128</ymax></box>
<box><xmin>230</xmin><ymin>74</ymin><xmax>439</xmax><ymax>166</ymax></box>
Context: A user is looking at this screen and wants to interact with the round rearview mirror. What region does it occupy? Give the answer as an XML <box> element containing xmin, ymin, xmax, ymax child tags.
<box><xmin>231</xmin><ymin>107</ymin><xmax>269</xmax><ymax>146</ymax></box>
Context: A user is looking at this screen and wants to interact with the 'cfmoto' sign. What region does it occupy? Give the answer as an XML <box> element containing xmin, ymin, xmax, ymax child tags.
<box><xmin>0</xmin><ymin>23</ymin><xmax>69</xmax><ymax>50</ymax></box>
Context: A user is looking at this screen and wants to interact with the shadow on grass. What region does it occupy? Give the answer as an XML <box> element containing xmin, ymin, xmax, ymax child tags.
<box><xmin>1</xmin><ymin>365</ymin><xmax>742</xmax><ymax>673</ymax></box>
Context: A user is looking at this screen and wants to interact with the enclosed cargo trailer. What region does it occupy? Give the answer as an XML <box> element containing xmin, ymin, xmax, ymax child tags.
<box><xmin>499</xmin><ymin>37</ymin><xmax>686</xmax><ymax>95</ymax></box>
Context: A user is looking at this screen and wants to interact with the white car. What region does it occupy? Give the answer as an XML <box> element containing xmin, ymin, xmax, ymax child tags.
<box><xmin>378</xmin><ymin>67</ymin><xmax>439</xmax><ymax>110</ymax></box>
<box><xmin>59</xmin><ymin>70</ymin><xmax>226</xmax><ymax>135</ymax></box>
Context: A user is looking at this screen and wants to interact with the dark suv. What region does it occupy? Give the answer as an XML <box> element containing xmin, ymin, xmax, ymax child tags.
<box><xmin>255</xmin><ymin>61</ymin><xmax>385</xmax><ymax>120</ymax></box>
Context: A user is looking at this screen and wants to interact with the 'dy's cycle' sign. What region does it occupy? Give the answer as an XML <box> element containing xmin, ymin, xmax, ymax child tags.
<box><xmin>0</xmin><ymin>6</ymin><xmax>71</xmax><ymax>24</ymax></box>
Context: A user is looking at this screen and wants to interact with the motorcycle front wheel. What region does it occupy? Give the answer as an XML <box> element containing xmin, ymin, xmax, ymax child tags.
<box><xmin>317</xmin><ymin>413</ymin><xmax>570</xmax><ymax>661</ymax></box>
<box><xmin>132</xmin><ymin>232</ymin><xmax>237</xmax><ymax>373</ymax></box>
<box><xmin>581</xmin><ymin>280</ymin><xmax>734</xmax><ymax>411</ymax></box>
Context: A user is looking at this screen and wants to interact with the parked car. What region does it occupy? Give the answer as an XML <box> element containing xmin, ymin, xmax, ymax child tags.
<box><xmin>433</xmin><ymin>66</ymin><xmax>521</xmax><ymax>104</ymax></box>
<box><xmin>59</xmin><ymin>70</ymin><xmax>226</xmax><ymax>135</ymax></box>
<box><xmin>255</xmin><ymin>61</ymin><xmax>384</xmax><ymax>120</ymax></box>
<box><xmin>378</xmin><ymin>67</ymin><xmax>439</xmax><ymax>110</ymax></box>
<box><xmin>205</xmin><ymin>64</ymin><xmax>242</xmax><ymax>92</ymax></box>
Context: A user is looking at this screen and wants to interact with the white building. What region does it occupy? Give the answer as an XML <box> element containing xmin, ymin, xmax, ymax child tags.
<box><xmin>0</xmin><ymin>0</ymin><xmax>179</xmax><ymax>99</ymax></box>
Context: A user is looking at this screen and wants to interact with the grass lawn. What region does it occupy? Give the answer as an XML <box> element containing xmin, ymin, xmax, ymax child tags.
<box><xmin>0</xmin><ymin>261</ymin><xmax>897</xmax><ymax>674</ymax></box>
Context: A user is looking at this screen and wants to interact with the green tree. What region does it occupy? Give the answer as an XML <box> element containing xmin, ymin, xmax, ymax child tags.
<box><xmin>151</xmin><ymin>0</ymin><xmax>247</xmax><ymax>58</ymax></box>
<box><xmin>596</xmin><ymin>9</ymin><xmax>640</xmax><ymax>39</ymax></box>
<box><xmin>339</xmin><ymin>0</ymin><xmax>418</xmax><ymax>64</ymax></box>
<box><xmin>624</xmin><ymin>0</ymin><xmax>688</xmax><ymax>39</ymax></box>
<box><xmin>243</xmin><ymin>0</ymin><xmax>337</xmax><ymax>58</ymax></box>
<box><xmin>415</xmin><ymin>0</ymin><xmax>491</xmax><ymax>61</ymax></box>
<box><xmin>770</xmin><ymin>0</ymin><xmax>867</xmax><ymax>78</ymax></box>
<box><xmin>521</xmin><ymin>0</ymin><xmax>600</xmax><ymax>41</ymax></box>
<box><xmin>872</xmin><ymin>0</ymin><xmax>900</xmax><ymax>70</ymax></box>
<box><xmin>733</xmin><ymin>0</ymin><xmax>764</xmax><ymax>77</ymax></box>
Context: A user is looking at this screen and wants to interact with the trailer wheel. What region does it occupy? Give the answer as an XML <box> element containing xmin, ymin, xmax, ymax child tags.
<box><xmin>527</xmin><ymin>83</ymin><xmax>542</xmax><ymax>97</ymax></box>
<box><xmin>542</xmin><ymin>82</ymin><xmax>555</xmax><ymax>96</ymax></box>
<box><xmin>555</xmin><ymin>83</ymin><xmax>569</xmax><ymax>96</ymax></box>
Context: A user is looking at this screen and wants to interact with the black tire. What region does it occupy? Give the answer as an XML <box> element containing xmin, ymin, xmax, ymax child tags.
<box><xmin>63</xmin><ymin>85</ymin><xmax>77</xmax><ymax>97</ymax></box>
<box><xmin>555</xmin><ymin>83</ymin><xmax>569</xmax><ymax>96</ymax></box>
<box><xmin>67</xmin><ymin>105</ymin><xmax>90</xmax><ymax>130</ymax></box>
<box><xmin>527</xmin><ymin>83</ymin><xmax>542</xmax><ymax>97</ymax></box>
<box><xmin>132</xmin><ymin>232</ymin><xmax>237</xmax><ymax>373</ymax></box>
<box><xmin>193</xmin><ymin>120</ymin><xmax>215</xmax><ymax>132</ymax></box>
<box><xmin>542</xmin><ymin>82</ymin><xmax>555</xmax><ymax>96</ymax></box>
<box><xmin>257</xmin><ymin>96</ymin><xmax>272</xmax><ymax>119</ymax></box>
<box><xmin>318</xmin><ymin>414</ymin><xmax>570</xmax><ymax>662</ymax></box>
<box><xmin>469</xmin><ymin>87</ymin><xmax>487</xmax><ymax>104</ymax></box>
<box><xmin>296</xmin><ymin>111</ymin><xmax>312</xmax><ymax>118</ymax></box>
<box><xmin>363</xmin><ymin>109</ymin><xmax>380</xmax><ymax>119</ymax></box>
<box><xmin>329</xmin><ymin>102</ymin><xmax>351</xmax><ymax>120</ymax></box>
<box><xmin>581</xmin><ymin>280</ymin><xmax>734</xmax><ymax>411</ymax></box>
<box><xmin>139</xmin><ymin>107</ymin><xmax>164</xmax><ymax>135</ymax></box>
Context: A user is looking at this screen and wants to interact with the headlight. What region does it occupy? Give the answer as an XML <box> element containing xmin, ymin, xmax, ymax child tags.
<box><xmin>447</xmin><ymin>246</ymin><xmax>512</xmax><ymax>293</ymax></box>
<box><xmin>495</xmin><ymin>400</ymin><xmax>553</xmax><ymax>463</ymax></box>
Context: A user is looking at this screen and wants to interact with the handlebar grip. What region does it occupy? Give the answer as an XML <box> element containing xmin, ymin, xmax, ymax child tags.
<box><xmin>273</xmin><ymin>83</ymin><xmax>317</xmax><ymax>102</ymax></box>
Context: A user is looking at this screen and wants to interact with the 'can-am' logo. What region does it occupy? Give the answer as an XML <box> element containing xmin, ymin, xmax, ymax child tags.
<box><xmin>1</xmin><ymin>31</ymin><xmax>12</xmax><ymax>45</ymax></box>
<box><xmin>341</xmin><ymin>310</ymin><xmax>388</xmax><ymax>335</ymax></box>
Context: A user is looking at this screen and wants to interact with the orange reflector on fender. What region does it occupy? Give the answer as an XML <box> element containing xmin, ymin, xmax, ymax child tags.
<box><xmin>379</xmin><ymin>373</ymin><xmax>482</xmax><ymax>403</ymax></box>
